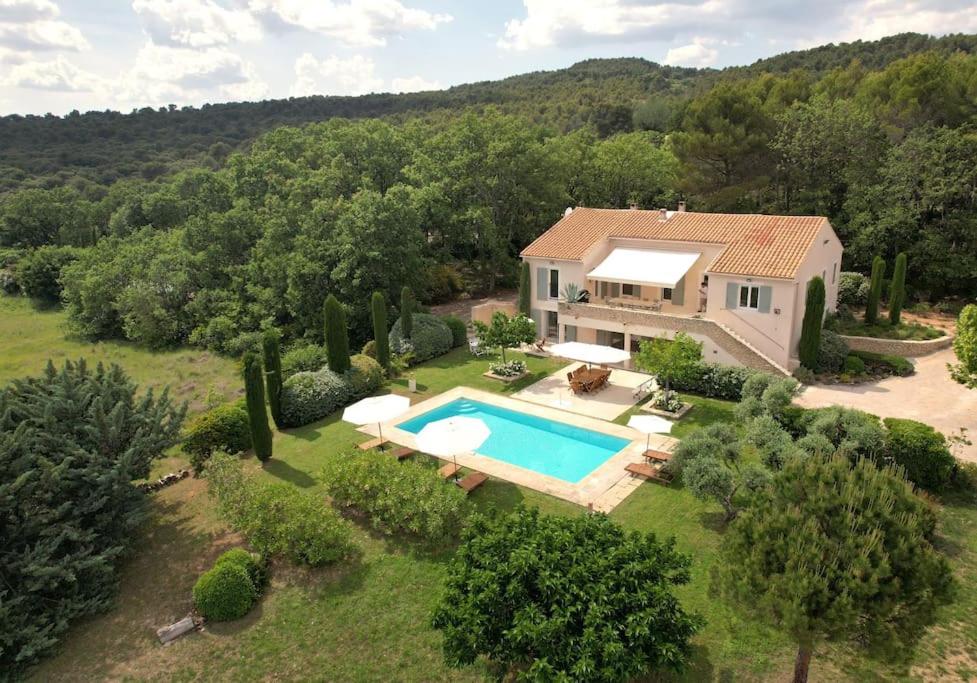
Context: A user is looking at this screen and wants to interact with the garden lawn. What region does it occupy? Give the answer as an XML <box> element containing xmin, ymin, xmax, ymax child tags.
<box><xmin>16</xmin><ymin>332</ymin><xmax>977</xmax><ymax>682</ymax></box>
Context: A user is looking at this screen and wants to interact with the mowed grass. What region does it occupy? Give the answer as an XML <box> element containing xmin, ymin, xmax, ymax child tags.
<box><xmin>8</xmin><ymin>306</ymin><xmax>976</xmax><ymax>681</ymax></box>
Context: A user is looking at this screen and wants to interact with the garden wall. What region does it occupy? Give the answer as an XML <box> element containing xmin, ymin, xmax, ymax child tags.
<box><xmin>840</xmin><ymin>334</ymin><xmax>953</xmax><ymax>357</ymax></box>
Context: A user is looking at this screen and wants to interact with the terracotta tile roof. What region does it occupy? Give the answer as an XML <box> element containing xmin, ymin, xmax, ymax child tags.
<box><xmin>520</xmin><ymin>208</ymin><xmax>830</xmax><ymax>280</ymax></box>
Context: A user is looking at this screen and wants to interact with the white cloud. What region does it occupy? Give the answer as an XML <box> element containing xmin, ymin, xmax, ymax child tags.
<box><xmin>2</xmin><ymin>54</ymin><xmax>102</xmax><ymax>91</ymax></box>
<box><xmin>250</xmin><ymin>0</ymin><xmax>452</xmax><ymax>47</ymax></box>
<box><xmin>663</xmin><ymin>37</ymin><xmax>718</xmax><ymax>68</ymax></box>
<box><xmin>290</xmin><ymin>52</ymin><xmax>383</xmax><ymax>96</ymax></box>
<box><xmin>839</xmin><ymin>0</ymin><xmax>977</xmax><ymax>41</ymax></box>
<box><xmin>390</xmin><ymin>75</ymin><xmax>440</xmax><ymax>93</ymax></box>
<box><xmin>132</xmin><ymin>0</ymin><xmax>262</xmax><ymax>48</ymax></box>
<box><xmin>0</xmin><ymin>0</ymin><xmax>58</xmax><ymax>23</ymax></box>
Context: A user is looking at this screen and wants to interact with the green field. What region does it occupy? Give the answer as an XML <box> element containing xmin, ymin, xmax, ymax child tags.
<box><xmin>6</xmin><ymin>295</ymin><xmax>976</xmax><ymax>682</ymax></box>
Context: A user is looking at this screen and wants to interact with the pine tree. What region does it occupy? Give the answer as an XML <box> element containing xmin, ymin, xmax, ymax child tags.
<box><xmin>323</xmin><ymin>294</ymin><xmax>351</xmax><ymax>373</ymax></box>
<box><xmin>798</xmin><ymin>276</ymin><xmax>825</xmax><ymax>370</ymax></box>
<box><xmin>865</xmin><ymin>255</ymin><xmax>885</xmax><ymax>324</ymax></box>
<box><xmin>888</xmin><ymin>252</ymin><xmax>907</xmax><ymax>325</ymax></box>
<box><xmin>243</xmin><ymin>351</ymin><xmax>273</xmax><ymax>462</ymax></box>
<box><xmin>517</xmin><ymin>261</ymin><xmax>531</xmax><ymax>317</ymax></box>
<box><xmin>400</xmin><ymin>286</ymin><xmax>414</xmax><ymax>339</ymax></box>
<box><xmin>261</xmin><ymin>328</ymin><xmax>283</xmax><ymax>429</ymax></box>
<box><xmin>371</xmin><ymin>291</ymin><xmax>390</xmax><ymax>371</ymax></box>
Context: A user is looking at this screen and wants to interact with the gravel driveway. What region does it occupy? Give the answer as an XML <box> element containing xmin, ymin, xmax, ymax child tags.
<box><xmin>795</xmin><ymin>348</ymin><xmax>977</xmax><ymax>462</ymax></box>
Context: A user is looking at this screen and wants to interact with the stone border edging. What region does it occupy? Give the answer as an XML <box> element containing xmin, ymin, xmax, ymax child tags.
<box><xmin>840</xmin><ymin>333</ymin><xmax>953</xmax><ymax>357</ymax></box>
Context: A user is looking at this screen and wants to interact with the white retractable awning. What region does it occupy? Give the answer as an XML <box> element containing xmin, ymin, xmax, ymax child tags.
<box><xmin>587</xmin><ymin>248</ymin><xmax>700</xmax><ymax>288</ymax></box>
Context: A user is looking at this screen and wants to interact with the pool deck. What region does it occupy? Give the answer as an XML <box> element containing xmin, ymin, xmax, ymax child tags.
<box><xmin>358</xmin><ymin>386</ymin><xmax>677</xmax><ymax>511</ymax></box>
<box><xmin>513</xmin><ymin>363</ymin><xmax>651</xmax><ymax>421</ymax></box>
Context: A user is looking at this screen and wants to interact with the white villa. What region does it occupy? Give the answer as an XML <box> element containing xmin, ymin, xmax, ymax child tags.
<box><xmin>520</xmin><ymin>204</ymin><xmax>843</xmax><ymax>374</ymax></box>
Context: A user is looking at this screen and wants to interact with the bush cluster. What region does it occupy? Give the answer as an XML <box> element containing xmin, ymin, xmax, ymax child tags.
<box><xmin>321</xmin><ymin>450</ymin><xmax>469</xmax><ymax>541</ymax></box>
<box><xmin>192</xmin><ymin>548</ymin><xmax>266</xmax><ymax>622</ymax></box>
<box><xmin>389</xmin><ymin>313</ymin><xmax>453</xmax><ymax>364</ymax></box>
<box><xmin>15</xmin><ymin>245</ymin><xmax>80</xmax><ymax>302</ymax></box>
<box><xmin>280</xmin><ymin>354</ymin><xmax>384</xmax><ymax>427</ymax></box>
<box><xmin>883</xmin><ymin>418</ymin><xmax>956</xmax><ymax>491</ymax></box>
<box><xmin>345</xmin><ymin>354</ymin><xmax>385</xmax><ymax>398</ymax></box>
<box><xmin>816</xmin><ymin>330</ymin><xmax>849</xmax><ymax>373</ymax></box>
<box><xmin>669</xmin><ymin>362</ymin><xmax>759</xmax><ymax>401</ymax></box>
<box><xmin>206</xmin><ymin>453</ymin><xmax>356</xmax><ymax>566</ymax></box>
<box><xmin>843</xmin><ymin>354</ymin><xmax>867</xmax><ymax>375</ymax></box>
<box><xmin>837</xmin><ymin>271</ymin><xmax>870</xmax><ymax>307</ymax></box>
<box><xmin>182</xmin><ymin>401</ymin><xmax>251</xmax><ymax>472</ymax></box>
<box><xmin>848</xmin><ymin>349</ymin><xmax>914</xmax><ymax>376</ymax></box>
<box><xmin>281</xmin><ymin>343</ymin><xmax>328</xmax><ymax>377</ymax></box>
<box><xmin>442</xmin><ymin>315</ymin><xmax>468</xmax><ymax>348</ymax></box>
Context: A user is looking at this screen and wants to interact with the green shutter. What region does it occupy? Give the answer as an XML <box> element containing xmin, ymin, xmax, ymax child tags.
<box><xmin>758</xmin><ymin>286</ymin><xmax>772</xmax><ymax>313</ymax></box>
<box><xmin>536</xmin><ymin>268</ymin><xmax>547</xmax><ymax>301</ymax></box>
<box><xmin>725</xmin><ymin>282</ymin><xmax>738</xmax><ymax>309</ymax></box>
<box><xmin>672</xmin><ymin>277</ymin><xmax>685</xmax><ymax>306</ymax></box>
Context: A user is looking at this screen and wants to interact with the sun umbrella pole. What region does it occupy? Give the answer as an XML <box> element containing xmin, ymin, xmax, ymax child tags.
<box><xmin>377</xmin><ymin>422</ymin><xmax>384</xmax><ymax>450</ymax></box>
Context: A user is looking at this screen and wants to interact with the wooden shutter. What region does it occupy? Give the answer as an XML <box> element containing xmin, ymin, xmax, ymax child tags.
<box><xmin>758</xmin><ymin>286</ymin><xmax>772</xmax><ymax>313</ymax></box>
<box><xmin>725</xmin><ymin>282</ymin><xmax>738</xmax><ymax>309</ymax></box>
<box><xmin>536</xmin><ymin>268</ymin><xmax>547</xmax><ymax>301</ymax></box>
<box><xmin>610</xmin><ymin>282</ymin><xmax>621</xmax><ymax>298</ymax></box>
<box><xmin>672</xmin><ymin>277</ymin><xmax>685</xmax><ymax>306</ymax></box>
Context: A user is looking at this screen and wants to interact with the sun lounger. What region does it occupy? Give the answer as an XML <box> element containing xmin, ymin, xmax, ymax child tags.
<box><xmin>389</xmin><ymin>446</ymin><xmax>415</xmax><ymax>460</ymax></box>
<box><xmin>455</xmin><ymin>471</ymin><xmax>488</xmax><ymax>493</ymax></box>
<box><xmin>438</xmin><ymin>463</ymin><xmax>461</xmax><ymax>479</ymax></box>
<box><xmin>625</xmin><ymin>462</ymin><xmax>673</xmax><ymax>485</ymax></box>
<box><xmin>358</xmin><ymin>436</ymin><xmax>388</xmax><ymax>451</ymax></box>
<box><xmin>642</xmin><ymin>449</ymin><xmax>672</xmax><ymax>463</ymax></box>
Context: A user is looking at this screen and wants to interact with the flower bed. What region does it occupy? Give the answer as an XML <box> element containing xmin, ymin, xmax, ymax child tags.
<box><xmin>483</xmin><ymin>359</ymin><xmax>528</xmax><ymax>383</ymax></box>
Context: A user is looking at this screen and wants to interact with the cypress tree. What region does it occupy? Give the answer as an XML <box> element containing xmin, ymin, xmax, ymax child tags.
<box><xmin>323</xmin><ymin>294</ymin><xmax>351</xmax><ymax>373</ymax></box>
<box><xmin>799</xmin><ymin>276</ymin><xmax>825</xmax><ymax>371</ymax></box>
<box><xmin>865</xmin><ymin>255</ymin><xmax>885</xmax><ymax>324</ymax></box>
<box><xmin>371</xmin><ymin>291</ymin><xmax>390</xmax><ymax>371</ymax></box>
<box><xmin>888</xmin><ymin>252</ymin><xmax>907</xmax><ymax>325</ymax></box>
<box><xmin>261</xmin><ymin>328</ymin><xmax>283</xmax><ymax>429</ymax></box>
<box><xmin>518</xmin><ymin>261</ymin><xmax>531</xmax><ymax>317</ymax></box>
<box><xmin>401</xmin><ymin>286</ymin><xmax>414</xmax><ymax>339</ymax></box>
<box><xmin>243</xmin><ymin>351</ymin><xmax>273</xmax><ymax>462</ymax></box>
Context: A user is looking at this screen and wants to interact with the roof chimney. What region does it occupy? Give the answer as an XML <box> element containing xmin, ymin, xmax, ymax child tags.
<box><xmin>564</xmin><ymin>206</ymin><xmax>573</xmax><ymax>217</ymax></box>
<box><xmin>658</xmin><ymin>208</ymin><xmax>668</xmax><ymax>221</ymax></box>
<box><xmin>677</xmin><ymin>201</ymin><xmax>687</xmax><ymax>213</ymax></box>
<box><xmin>628</xmin><ymin>202</ymin><xmax>638</xmax><ymax>210</ymax></box>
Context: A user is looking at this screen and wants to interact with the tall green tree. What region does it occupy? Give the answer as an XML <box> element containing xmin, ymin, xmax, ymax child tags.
<box><xmin>400</xmin><ymin>286</ymin><xmax>414</xmax><ymax>340</ymax></box>
<box><xmin>950</xmin><ymin>303</ymin><xmax>977</xmax><ymax>388</ymax></box>
<box><xmin>261</xmin><ymin>328</ymin><xmax>284</xmax><ymax>429</ymax></box>
<box><xmin>243</xmin><ymin>351</ymin><xmax>273</xmax><ymax>462</ymax></box>
<box><xmin>471</xmin><ymin>311</ymin><xmax>536</xmax><ymax>364</ymax></box>
<box><xmin>517</xmin><ymin>261</ymin><xmax>531</xmax><ymax>317</ymax></box>
<box><xmin>371</xmin><ymin>291</ymin><xmax>390</xmax><ymax>371</ymax></box>
<box><xmin>716</xmin><ymin>454</ymin><xmax>953</xmax><ymax>683</ymax></box>
<box><xmin>888</xmin><ymin>252</ymin><xmax>907</xmax><ymax>325</ymax></box>
<box><xmin>432</xmin><ymin>506</ymin><xmax>702</xmax><ymax>681</ymax></box>
<box><xmin>323</xmin><ymin>294</ymin><xmax>351</xmax><ymax>373</ymax></box>
<box><xmin>633</xmin><ymin>332</ymin><xmax>702</xmax><ymax>397</ymax></box>
<box><xmin>799</xmin><ymin>276</ymin><xmax>825</xmax><ymax>370</ymax></box>
<box><xmin>865</xmin><ymin>255</ymin><xmax>885</xmax><ymax>324</ymax></box>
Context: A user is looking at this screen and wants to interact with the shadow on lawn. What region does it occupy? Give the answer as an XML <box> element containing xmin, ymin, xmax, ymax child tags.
<box><xmin>264</xmin><ymin>458</ymin><xmax>317</xmax><ymax>488</ymax></box>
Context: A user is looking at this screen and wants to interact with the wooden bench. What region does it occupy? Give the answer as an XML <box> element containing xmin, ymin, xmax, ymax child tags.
<box><xmin>389</xmin><ymin>447</ymin><xmax>415</xmax><ymax>461</ymax></box>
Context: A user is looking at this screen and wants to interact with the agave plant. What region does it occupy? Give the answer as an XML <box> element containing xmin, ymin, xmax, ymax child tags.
<box><xmin>561</xmin><ymin>282</ymin><xmax>584</xmax><ymax>303</ymax></box>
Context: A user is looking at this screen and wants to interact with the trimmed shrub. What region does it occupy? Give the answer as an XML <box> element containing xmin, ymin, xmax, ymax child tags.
<box><xmin>888</xmin><ymin>252</ymin><xmax>907</xmax><ymax>325</ymax></box>
<box><xmin>345</xmin><ymin>354</ymin><xmax>384</xmax><ymax>399</ymax></box>
<box><xmin>262</xmin><ymin>329</ymin><xmax>283</xmax><ymax>429</ymax></box>
<box><xmin>321</xmin><ymin>450</ymin><xmax>469</xmax><ymax>541</ymax></box>
<box><xmin>243</xmin><ymin>351</ymin><xmax>272</xmax><ymax>462</ymax></box>
<box><xmin>865</xmin><ymin>256</ymin><xmax>885</xmax><ymax>324</ymax></box>
<box><xmin>214</xmin><ymin>548</ymin><xmax>267</xmax><ymax>590</ymax></box>
<box><xmin>849</xmin><ymin>349</ymin><xmax>914</xmax><ymax>376</ymax></box>
<box><xmin>838</xmin><ymin>271</ymin><xmax>870</xmax><ymax>307</ymax></box>
<box><xmin>324</xmin><ymin>294</ymin><xmax>351</xmax><ymax>373</ymax></box>
<box><xmin>799</xmin><ymin>276</ymin><xmax>825</xmax><ymax>371</ymax></box>
<box><xmin>206</xmin><ymin>453</ymin><xmax>356</xmax><ymax>566</ymax></box>
<box><xmin>670</xmin><ymin>362</ymin><xmax>759</xmax><ymax>401</ymax></box>
<box><xmin>816</xmin><ymin>330</ymin><xmax>849</xmax><ymax>373</ymax></box>
<box><xmin>371</xmin><ymin>291</ymin><xmax>390</xmax><ymax>371</ymax></box>
<box><xmin>280</xmin><ymin>368</ymin><xmax>353</xmax><ymax>427</ymax></box>
<box><xmin>792</xmin><ymin>366</ymin><xmax>816</xmax><ymax>385</ymax></box>
<box><xmin>443</xmin><ymin>315</ymin><xmax>468</xmax><ymax>348</ymax></box>
<box><xmin>281</xmin><ymin>344</ymin><xmax>328</xmax><ymax>377</ymax></box>
<box><xmin>182</xmin><ymin>402</ymin><xmax>251</xmax><ymax>472</ymax></box>
<box><xmin>192</xmin><ymin>563</ymin><xmax>256</xmax><ymax>622</ymax></box>
<box><xmin>843</xmin><ymin>354</ymin><xmax>866</xmax><ymax>375</ymax></box>
<box><xmin>389</xmin><ymin>313</ymin><xmax>452</xmax><ymax>364</ymax></box>
<box><xmin>883</xmin><ymin>418</ymin><xmax>955</xmax><ymax>492</ymax></box>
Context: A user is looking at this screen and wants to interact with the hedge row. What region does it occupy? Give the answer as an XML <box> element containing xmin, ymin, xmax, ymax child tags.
<box><xmin>280</xmin><ymin>353</ymin><xmax>384</xmax><ymax>427</ymax></box>
<box><xmin>848</xmin><ymin>349</ymin><xmax>914</xmax><ymax>376</ymax></box>
<box><xmin>671</xmin><ymin>362</ymin><xmax>760</xmax><ymax>401</ymax></box>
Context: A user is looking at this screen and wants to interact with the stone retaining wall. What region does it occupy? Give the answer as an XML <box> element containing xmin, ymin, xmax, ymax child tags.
<box><xmin>840</xmin><ymin>334</ymin><xmax>953</xmax><ymax>357</ymax></box>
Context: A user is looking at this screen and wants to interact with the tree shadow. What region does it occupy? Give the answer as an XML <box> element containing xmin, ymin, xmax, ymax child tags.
<box><xmin>697</xmin><ymin>510</ymin><xmax>729</xmax><ymax>534</ymax></box>
<box><xmin>472</xmin><ymin>478</ymin><xmax>526</xmax><ymax>513</ymax></box>
<box><xmin>263</xmin><ymin>458</ymin><xmax>317</xmax><ymax>488</ymax></box>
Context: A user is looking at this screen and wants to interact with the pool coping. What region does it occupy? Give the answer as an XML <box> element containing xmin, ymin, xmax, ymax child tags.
<box><xmin>358</xmin><ymin>386</ymin><xmax>677</xmax><ymax>510</ymax></box>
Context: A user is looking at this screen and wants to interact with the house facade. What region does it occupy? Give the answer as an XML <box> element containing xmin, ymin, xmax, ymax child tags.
<box><xmin>520</xmin><ymin>205</ymin><xmax>843</xmax><ymax>374</ymax></box>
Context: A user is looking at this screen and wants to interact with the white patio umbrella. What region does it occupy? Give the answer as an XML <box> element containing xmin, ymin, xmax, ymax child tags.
<box><xmin>627</xmin><ymin>414</ymin><xmax>673</xmax><ymax>453</ymax></box>
<box><xmin>416</xmin><ymin>416</ymin><xmax>491</xmax><ymax>479</ymax></box>
<box><xmin>547</xmin><ymin>341</ymin><xmax>631</xmax><ymax>369</ymax></box>
<box><xmin>342</xmin><ymin>394</ymin><xmax>411</xmax><ymax>449</ymax></box>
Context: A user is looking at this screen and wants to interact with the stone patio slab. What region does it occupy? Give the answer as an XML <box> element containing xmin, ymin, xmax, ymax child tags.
<box><xmin>511</xmin><ymin>363</ymin><xmax>652</xmax><ymax>421</ymax></box>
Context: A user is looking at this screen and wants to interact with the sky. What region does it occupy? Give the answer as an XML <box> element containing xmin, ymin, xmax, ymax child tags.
<box><xmin>1</xmin><ymin>0</ymin><xmax>976</xmax><ymax>116</ymax></box>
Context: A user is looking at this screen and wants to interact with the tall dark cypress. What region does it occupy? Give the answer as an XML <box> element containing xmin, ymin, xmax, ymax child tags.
<box><xmin>371</xmin><ymin>291</ymin><xmax>390</xmax><ymax>371</ymax></box>
<box><xmin>400</xmin><ymin>286</ymin><xmax>414</xmax><ymax>339</ymax></box>
<box><xmin>324</xmin><ymin>294</ymin><xmax>351</xmax><ymax>373</ymax></box>
<box><xmin>888</xmin><ymin>252</ymin><xmax>907</xmax><ymax>325</ymax></box>
<box><xmin>865</xmin><ymin>256</ymin><xmax>885</xmax><ymax>324</ymax></box>
<box><xmin>243</xmin><ymin>351</ymin><xmax>273</xmax><ymax>462</ymax></box>
<box><xmin>518</xmin><ymin>261</ymin><xmax>531</xmax><ymax>317</ymax></box>
<box><xmin>799</xmin><ymin>276</ymin><xmax>825</xmax><ymax>371</ymax></box>
<box><xmin>261</xmin><ymin>328</ymin><xmax>283</xmax><ymax>429</ymax></box>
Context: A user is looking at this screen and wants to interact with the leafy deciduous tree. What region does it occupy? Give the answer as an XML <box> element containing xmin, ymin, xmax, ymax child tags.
<box><xmin>471</xmin><ymin>311</ymin><xmax>536</xmax><ymax>364</ymax></box>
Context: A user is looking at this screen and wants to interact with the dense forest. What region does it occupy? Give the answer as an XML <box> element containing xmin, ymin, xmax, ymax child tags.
<box><xmin>2</xmin><ymin>32</ymin><xmax>977</xmax><ymax>355</ymax></box>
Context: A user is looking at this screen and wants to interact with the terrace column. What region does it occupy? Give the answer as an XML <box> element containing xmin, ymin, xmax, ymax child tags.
<box><xmin>623</xmin><ymin>330</ymin><xmax>632</xmax><ymax>369</ymax></box>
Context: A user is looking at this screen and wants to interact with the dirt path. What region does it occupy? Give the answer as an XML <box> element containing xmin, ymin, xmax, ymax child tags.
<box><xmin>796</xmin><ymin>348</ymin><xmax>977</xmax><ymax>462</ymax></box>
<box><xmin>429</xmin><ymin>289</ymin><xmax>517</xmax><ymax>323</ymax></box>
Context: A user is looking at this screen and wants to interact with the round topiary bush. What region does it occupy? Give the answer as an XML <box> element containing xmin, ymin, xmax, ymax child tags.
<box><xmin>182</xmin><ymin>402</ymin><xmax>252</xmax><ymax>472</ymax></box>
<box><xmin>345</xmin><ymin>354</ymin><xmax>384</xmax><ymax>399</ymax></box>
<box><xmin>280</xmin><ymin>368</ymin><xmax>353</xmax><ymax>427</ymax></box>
<box><xmin>214</xmin><ymin>548</ymin><xmax>266</xmax><ymax>591</ymax></box>
<box><xmin>837</xmin><ymin>271</ymin><xmax>870</xmax><ymax>307</ymax></box>
<box><xmin>389</xmin><ymin>313</ymin><xmax>453</xmax><ymax>364</ymax></box>
<box><xmin>816</xmin><ymin>330</ymin><xmax>849</xmax><ymax>373</ymax></box>
<box><xmin>281</xmin><ymin>344</ymin><xmax>328</xmax><ymax>378</ymax></box>
<box><xmin>843</xmin><ymin>354</ymin><xmax>866</xmax><ymax>375</ymax></box>
<box><xmin>192</xmin><ymin>563</ymin><xmax>257</xmax><ymax>622</ymax></box>
<box><xmin>442</xmin><ymin>315</ymin><xmax>468</xmax><ymax>348</ymax></box>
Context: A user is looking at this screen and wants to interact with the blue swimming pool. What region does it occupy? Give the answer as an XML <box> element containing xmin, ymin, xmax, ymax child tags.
<box><xmin>397</xmin><ymin>398</ymin><xmax>630</xmax><ymax>483</ymax></box>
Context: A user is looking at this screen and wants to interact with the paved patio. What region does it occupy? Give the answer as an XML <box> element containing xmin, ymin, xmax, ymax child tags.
<box><xmin>512</xmin><ymin>363</ymin><xmax>651</xmax><ymax>421</ymax></box>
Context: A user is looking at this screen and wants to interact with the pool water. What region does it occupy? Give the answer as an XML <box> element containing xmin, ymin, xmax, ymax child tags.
<box><xmin>397</xmin><ymin>398</ymin><xmax>630</xmax><ymax>483</ymax></box>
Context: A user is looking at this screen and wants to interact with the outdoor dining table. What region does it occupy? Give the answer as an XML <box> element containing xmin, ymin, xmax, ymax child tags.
<box><xmin>569</xmin><ymin>366</ymin><xmax>610</xmax><ymax>391</ymax></box>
